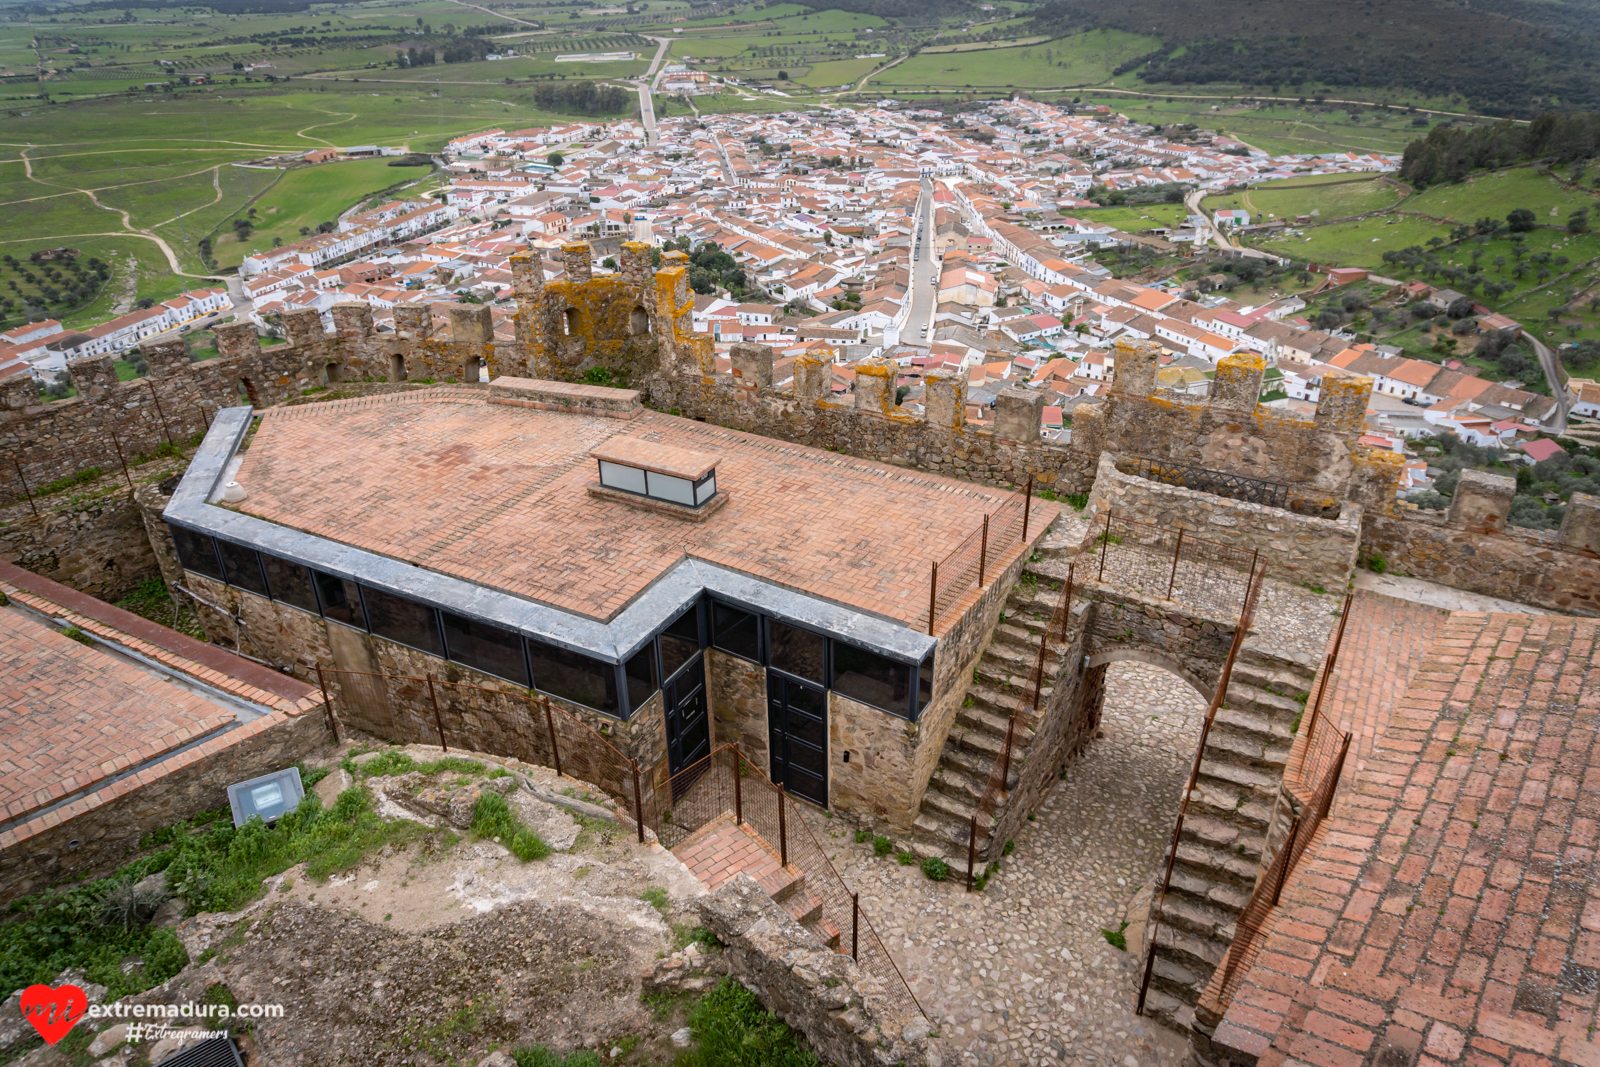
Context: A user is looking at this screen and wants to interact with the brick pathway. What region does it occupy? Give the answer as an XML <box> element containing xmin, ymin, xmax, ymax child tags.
<box><xmin>1211</xmin><ymin>611</ymin><xmax>1600</xmax><ymax>1067</ymax></box>
<box><xmin>1290</xmin><ymin>589</ymin><xmax>1448</xmax><ymax>788</ymax></box>
<box><xmin>675</xmin><ymin>816</ymin><xmax>787</xmax><ymax>896</ymax></box>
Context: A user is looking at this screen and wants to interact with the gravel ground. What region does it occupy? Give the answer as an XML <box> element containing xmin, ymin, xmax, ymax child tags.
<box><xmin>806</xmin><ymin>661</ymin><xmax>1210</xmax><ymax>1067</ymax></box>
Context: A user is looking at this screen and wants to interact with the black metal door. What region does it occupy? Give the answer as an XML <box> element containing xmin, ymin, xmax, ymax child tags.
<box><xmin>665</xmin><ymin>653</ymin><xmax>710</xmax><ymax>780</ymax></box>
<box><xmin>768</xmin><ymin>673</ymin><xmax>828</xmax><ymax>807</ymax></box>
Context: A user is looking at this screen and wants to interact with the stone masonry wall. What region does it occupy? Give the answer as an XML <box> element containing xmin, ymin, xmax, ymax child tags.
<box><xmin>1086</xmin><ymin>454</ymin><xmax>1363</xmax><ymax>591</ymax></box>
<box><xmin>695</xmin><ymin>874</ymin><xmax>935</xmax><ymax>1067</ymax></box>
<box><xmin>0</xmin><ymin>493</ymin><xmax>160</xmax><ymax>602</ymax></box>
<box><xmin>1361</xmin><ymin>507</ymin><xmax>1600</xmax><ymax>616</ymax></box>
<box><xmin>706</xmin><ymin>647</ymin><xmax>769</xmax><ymax>772</ymax></box>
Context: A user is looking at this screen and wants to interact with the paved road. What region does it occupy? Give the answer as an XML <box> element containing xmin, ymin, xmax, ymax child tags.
<box><xmin>1526</xmin><ymin>331</ymin><xmax>1571</xmax><ymax>433</ymax></box>
<box><xmin>904</xmin><ymin>175</ymin><xmax>939</xmax><ymax>344</ymax></box>
<box><xmin>637</xmin><ymin>36</ymin><xmax>672</xmax><ymax>146</ymax></box>
<box><xmin>1183</xmin><ymin>188</ymin><xmax>1238</xmax><ymax>252</ymax></box>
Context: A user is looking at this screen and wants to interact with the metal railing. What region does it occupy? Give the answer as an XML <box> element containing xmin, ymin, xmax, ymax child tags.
<box><xmin>1136</xmin><ymin>556</ymin><xmax>1267</xmax><ymax>1015</ymax></box>
<box><xmin>312</xmin><ymin>668</ymin><xmax>654</xmax><ymax>843</ymax></box>
<box><xmin>1208</xmin><ymin>729</ymin><xmax>1351</xmax><ymax>1011</ymax></box>
<box><xmin>645</xmin><ymin>744</ymin><xmax>926</xmax><ymax>1023</ymax></box>
<box><xmin>926</xmin><ymin>474</ymin><xmax>1035</xmax><ymax>635</ymax></box>
<box><xmin>1086</xmin><ymin>510</ymin><xmax>1260</xmax><ymax>620</ymax></box>
<box><xmin>1117</xmin><ymin>455</ymin><xmax>1292</xmax><ymax>510</ymax></box>
<box><xmin>964</xmin><ymin>564</ymin><xmax>1075</xmax><ymax>889</ymax></box>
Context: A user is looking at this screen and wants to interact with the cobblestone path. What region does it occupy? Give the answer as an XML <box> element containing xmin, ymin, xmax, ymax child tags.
<box><xmin>806</xmin><ymin>662</ymin><xmax>1211</xmax><ymax>1067</ymax></box>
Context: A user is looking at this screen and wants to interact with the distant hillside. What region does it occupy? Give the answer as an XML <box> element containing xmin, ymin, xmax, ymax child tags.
<box><xmin>1021</xmin><ymin>0</ymin><xmax>1600</xmax><ymax>118</ymax></box>
<box><xmin>1399</xmin><ymin>111</ymin><xmax>1600</xmax><ymax>186</ymax></box>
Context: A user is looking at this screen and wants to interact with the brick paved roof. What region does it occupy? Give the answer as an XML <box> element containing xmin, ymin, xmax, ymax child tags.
<box><xmin>0</xmin><ymin>598</ymin><xmax>236</xmax><ymax>825</ymax></box>
<box><xmin>1210</xmin><ymin>611</ymin><xmax>1600</xmax><ymax>1067</ymax></box>
<box><xmin>231</xmin><ymin>391</ymin><xmax>1050</xmax><ymax>626</ymax></box>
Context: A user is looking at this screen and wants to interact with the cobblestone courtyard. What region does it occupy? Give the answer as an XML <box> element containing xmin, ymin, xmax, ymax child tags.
<box><xmin>807</xmin><ymin>662</ymin><xmax>1210</xmax><ymax>1067</ymax></box>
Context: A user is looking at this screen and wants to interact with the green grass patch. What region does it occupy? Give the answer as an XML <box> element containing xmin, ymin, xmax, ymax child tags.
<box><xmin>678</xmin><ymin>976</ymin><xmax>819</xmax><ymax>1067</ymax></box>
<box><xmin>469</xmin><ymin>792</ymin><xmax>553</xmax><ymax>862</ymax></box>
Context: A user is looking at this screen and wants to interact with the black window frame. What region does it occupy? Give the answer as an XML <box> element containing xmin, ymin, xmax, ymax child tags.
<box><xmin>167</xmin><ymin>523</ymin><xmax>224</xmax><ymax>582</ymax></box>
<box><xmin>831</xmin><ymin>639</ymin><xmax>916</xmax><ymax>720</ymax></box>
<box><xmin>214</xmin><ymin>539</ymin><xmax>269</xmax><ymax>597</ymax></box>
<box><xmin>528</xmin><ymin>636</ymin><xmax>620</xmax><ymax>716</ymax></box>
<box><xmin>312</xmin><ymin>569</ymin><xmax>365</xmax><ymax>629</ymax></box>
<box><xmin>709</xmin><ymin>597</ymin><xmax>762</xmax><ymax>664</ymax></box>
<box><xmin>260</xmin><ymin>551</ymin><xmax>320</xmax><ymax>615</ymax></box>
<box><xmin>765</xmin><ymin>617</ymin><xmax>829</xmax><ymax>688</ymax></box>
<box><xmin>441</xmin><ymin>610</ymin><xmax>530</xmax><ymax>688</ymax></box>
<box><xmin>358</xmin><ymin>583</ymin><xmax>445</xmax><ymax>658</ymax></box>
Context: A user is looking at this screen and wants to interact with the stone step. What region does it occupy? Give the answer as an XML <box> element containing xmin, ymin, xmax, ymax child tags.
<box><xmin>1222</xmin><ymin>681</ymin><xmax>1307</xmax><ymax>722</ymax></box>
<box><xmin>756</xmin><ymin>862</ymin><xmax>806</xmax><ymax>905</ymax></box>
<box><xmin>926</xmin><ymin>762</ymin><xmax>986</xmax><ymax>804</ymax></box>
<box><xmin>808</xmin><ymin>916</ymin><xmax>842</xmax><ymax>952</ymax></box>
<box><xmin>1213</xmin><ymin>704</ymin><xmax>1295</xmax><ymax>743</ymax></box>
<box><xmin>913</xmin><ymin>809</ymin><xmax>985</xmax><ymax>858</ymax></box>
<box><xmin>1196</xmin><ymin>758</ymin><xmax>1280</xmax><ymax>794</ymax></box>
<box><xmin>1139</xmin><ymin>986</ymin><xmax>1193</xmax><ymax>1021</ymax></box>
<box><xmin>920</xmin><ymin>783</ymin><xmax>979</xmax><ymax>825</ymax></box>
<box><xmin>965</xmin><ymin>680</ymin><xmax>1044</xmax><ymax>716</ymax></box>
<box><xmin>1186</xmin><ymin>783</ymin><xmax>1275</xmax><ymax>832</ymax></box>
<box><xmin>1237</xmin><ymin>645</ymin><xmax>1322</xmax><ymax>682</ymax></box>
<box><xmin>1167</xmin><ymin>867</ymin><xmax>1253</xmax><ymax>913</ymax></box>
<box><xmin>1174</xmin><ymin>840</ymin><xmax>1263</xmax><ymax>886</ymax></box>
<box><xmin>1155</xmin><ymin>896</ymin><xmax>1236</xmax><ymax>940</ymax></box>
<box><xmin>947</xmin><ymin>720</ymin><xmax>1035</xmax><ymax>762</ymax></box>
<box><xmin>1229</xmin><ymin>657</ymin><xmax>1318</xmax><ymax>695</ymax></box>
<box><xmin>1203</xmin><ymin>724</ymin><xmax>1292</xmax><ymax>770</ymax></box>
<box><xmin>784</xmin><ymin>889</ymin><xmax>823</xmax><ymax>927</ymax></box>
<box><xmin>955</xmin><ymin>700</ymin><xmax>1034</xmax><ymax>740</ymax></box>
<box><xmin>1152</xmin><ymin>920</ymin><xmax>1229</xmax><ymax>972</ymax></box>
<box><xmin>1179</xmin><ymin>820</ymin><xmax>1265</xmax><ymax>863</ymax></box>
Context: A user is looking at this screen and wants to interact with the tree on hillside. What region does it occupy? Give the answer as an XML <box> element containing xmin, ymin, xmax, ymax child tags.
<box><xmin>1507</xmin><ymin>208</ymin><xmax>1538</xmax><ymax>232</ymax></box>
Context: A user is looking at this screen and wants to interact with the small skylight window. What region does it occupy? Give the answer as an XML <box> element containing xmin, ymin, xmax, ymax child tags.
<box><xmin>593</xmin><ymin>439</ymin><xmax>720</xmax><ymax>509</ymax></box>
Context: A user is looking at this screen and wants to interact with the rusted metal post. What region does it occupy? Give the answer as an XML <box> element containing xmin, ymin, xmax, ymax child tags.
<box><xmin>851</xmin><ymin>892</ymin><xmax>859</xmax><ymax>960</ymax></box>
<box><xmin>1059</xmin><ymin>562</ymin><xmax>1074</xmax><ymax>642</ymax></box>
<box><xmin>1136</xmin><ymin>940</ymin><xmax>1158</xmax><ymax>1016</ymax></box>
<box><xmin>1305</xmin><ymin>591</ymin><xmax>1354</xmax><ymax>743</ymax></box>
<box><xmin>928</xmin><ymin>562</ymin><xmax>938</xmax><ymax>636</ymax></box>
<box><xmin>196</xmin><ymin>403</ymin><xmax>210</xmax><ymax>432</ymax></box>
<box><xmin>314</xmin><ymin>664</ymin><xmax>340</xmax><ymax>743</ymax></box>
<box><xmin>733</xmin><ymin>744</ymin><xmax>743</xmax><ymax>826</ymax></box>
<box><xmin>109</xmin><ymin>430</ymin><xmax>135</xmax><ymax>494</ymax></box>
<box><xmin>12</xmin><ymin>458</ymin><xmax>37</xmax><ymax>517</ymax></box>
<box><xmin>1000</xmin><ymin>707</ymin><xmax>1018</xmax><ymax>789</ymax></box>
<box><xmin>1245</xmin><ymin>547</ymin><xmax>1260</xmax><ymax>603</ymax></box>
<box><xmin>978</xmin><ymin>514</ymin><xmax>990</xmax><ymax>587</ymax></box>
<box><xmin>632</xmin><ymin>760</ymin><xmax>646</xmax><ymax>844</ymax></box>
<box><xmin>966</xmin><ymin>815</ymin><xmax>978</xmax><ymax>892</ymax></box>
<box><xmin>542</xmin><ymin>694</ymin><xmax>562</xmax><ymax>777</ymax></box>
<box><xmin>146</xmin><ymin>380</ymin><xmax>174</xmax><ymax>446</ymax></box>
<box><xmin>1021</xmin><ymin>472</ymin><xmax>1033</xmax><ymax>541</ymax></box>
<box><xmin>1167</xmin><ymin>528</ymin><xmax>1184</xmax><ymax>600</ymax></box>
<box><xmin>1098</xmin><ymin>509</ymin><xmax>1111</xmax><ymax>582</ymax></box>
<box><xmin>1269</xmin><ymin>817</ymin><xmax>1302</xmax><ymax>907</ymax></box>
<box><xmin>426</xmin><ymin>673</ymin><xmax>448</xmax><ymax>752</ymax></box>
<box><xmin>778</xmin><ymin>783</ymin><xmax>788</xmax><ymax>868</ymax></box>
<box><xmin>1030</xmin><ymin>639</ymin><xmax>1046</xmax><ymax>712</ymax></box>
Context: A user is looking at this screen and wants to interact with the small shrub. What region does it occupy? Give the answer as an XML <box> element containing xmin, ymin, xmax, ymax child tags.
<box><xmin>920</xmin><ymin>856</ymin><xmax>950</xmax><ymax>881</ymax></box>
<box><xmin>853</xmin><ymin>829</ymin><xmax>872</xmax><ymax>844</ymax></box>
<box><xmin>1064</xmin><ymin>492</ymin><xmax>1088</xmax><ymax>510</ymax></box>
<box><xmin>98</xmin><ymin>881</ymin><xmax>167</xmax><ymax>931</ymax></box>
<box><xmin>872</xmin><ymin>835</ymin><xmax>892</xmax><ymax>857</ymax></box>
<box><xmin>1101</xmin><ymin>921</ymin><xmax>1129</xmax><ymax>951</ymax></box>
<box><xmin>895</xmin><ymin>850</ymin><xmax>916</xmax><ymax>866</ymax></box>
<box><xmin>640</xmin><ymin>887</ymin><xmax>670</xmax><ymax>912</ymax></box>
<box><xmin>1367</xmin><ymin>552</ymin><xmax>1389</xmax><ymax>574</ymax></box>
<box><xmin>1002</xmin><ymin>839</ymin><xmax>1015</xmax><ymax>857</ymax></box>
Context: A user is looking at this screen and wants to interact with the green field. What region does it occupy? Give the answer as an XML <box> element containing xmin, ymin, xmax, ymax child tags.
<box><xmin>870</xmin><ymin>30</ymin><xmax>1159</xmax><ymax>90</ymax></box>
<box><xmin>1203</xmin><ymin>176</ymin><xmax>1404</xmax><ymax>223</ymax></box>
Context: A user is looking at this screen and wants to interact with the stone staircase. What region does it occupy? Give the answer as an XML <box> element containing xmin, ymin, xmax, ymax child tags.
<box><xmin>910</xmin><ymin>519</ymin><xmax>1084</xmax><ymax>865</ymax></box>
<box><xmin>1140</xmin><ymin>644</ymin><xmax>1315</xmax><ymax>1029</ymax></box>
<box><xmin>674</xmin><ymin>817</ymin><xmax>842</xmax><ymax>952</ymax></box>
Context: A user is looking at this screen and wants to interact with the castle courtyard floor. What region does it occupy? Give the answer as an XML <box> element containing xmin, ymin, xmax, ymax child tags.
<box><xmin>805</xmin><ymin>661</ymin><xmax>1206</xmax><ymax>1067</ymax></box>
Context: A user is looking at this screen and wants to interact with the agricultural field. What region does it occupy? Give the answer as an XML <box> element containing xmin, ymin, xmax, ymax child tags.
<box><xmin>1202</xmin><ymin>175</ymin><xmax>1405</xmax><ymax>223</ymax></box>
<box><xmin>869</xmin><ymin>30</ymin><xmax>1159</xmax><ymax>91</ymax></box>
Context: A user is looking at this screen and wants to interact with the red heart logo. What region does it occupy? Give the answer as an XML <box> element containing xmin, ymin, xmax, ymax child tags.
<box><xmin>19</xmin><ymin>984</ymin><xmax>88</xmax><ymax>1046</ymax></box>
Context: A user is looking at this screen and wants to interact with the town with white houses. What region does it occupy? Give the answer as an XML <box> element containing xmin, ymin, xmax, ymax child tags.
<box><xmin>0</xmin><ymin>96</ymin><xmax>1564</xmax><ymax>497</ymax></box>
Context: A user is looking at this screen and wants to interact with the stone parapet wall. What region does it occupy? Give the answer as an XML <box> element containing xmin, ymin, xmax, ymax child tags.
<box><xmin>1086</xmin><ymin>454</ymin><xmax>1362</xmax><ymax>591</ymax></box>
<box><xmin>694</xmin><ymin>874</ymin><xmax>935</xmax><ymax>1067</ymax></box>
<box><xmin>1360</xmin><ymin>507</ymin><xmax>1600</xmax><ymax>616</ymax></box>
<box><xmin>0</xmin><ymin>492</ymin><xmax>161</xmax><ymax>602</ymax></box>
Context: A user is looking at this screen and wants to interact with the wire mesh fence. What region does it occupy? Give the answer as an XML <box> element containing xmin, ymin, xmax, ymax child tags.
<box><xmin>1209</xmin><ymin>730</ymin><xmax>1351</xmax><ymax>1011</ymax></box>
<box><xmin>646</xmin><ymin>745</ymin><xmax>926</xmax><ymax>1024</ymax></box>
<box><xmin>1083</xmin><ymin>510</ymin><xmax>1259</xmax><ymax>620</ymax></box>
<box><xmin>314</xmin><ymin>669</ymin><xmax>650</xmax><ymax>841</ymax></box>
<box><xmin>925</xmin><ymin>476</ymin><xmax>1036</xmax><ymax>635</ymax></box>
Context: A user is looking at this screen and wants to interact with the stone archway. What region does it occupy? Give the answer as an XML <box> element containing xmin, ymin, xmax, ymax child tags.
<box><xmin>1083</xmin><ymin>647</ymin><xmax>1213</xmax><ymax>703</ymax></box>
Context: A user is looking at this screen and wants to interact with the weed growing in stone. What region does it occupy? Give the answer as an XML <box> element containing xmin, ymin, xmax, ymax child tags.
<box><xmin>672</xmin><ymin>923</ymin><xmax>721</xmax><ymax>952</ymax></box>
<box><xmin>640</xmin><ymin>887</ymin><xmax>670</xmax><ymax>912</ymax></box>
<box><xmin>679</xmin><ymin>977</ymin><xmax>820</xmax><ymax>1067</ymax></box>
<box><xmin>921</xmin><ymin>856</ymin><xmax>951</xmax><ymax>881</ymax></box>
<box><xmin>1101</xmin><ymin>921</ymin><xmax>1130</xmax><ymax>950</ymax></box>
<box><xmin>873</xmin><ymin>835</ymin><xmax>892</xmax><ymax>857</ymax></box>
<box><xmin>854</xmin><ymin>829</ymin><xmax>872</xmax><ymax>844</ymax></box>
<box><xmin>470</xmin><ymin>793</ymin><xmax>553</xmax><ymax>861</ymax></box>
<box><xmin>896</xmin><ymin>850</ymin><xmax>916</xmax><ymax>866</ymax></box>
